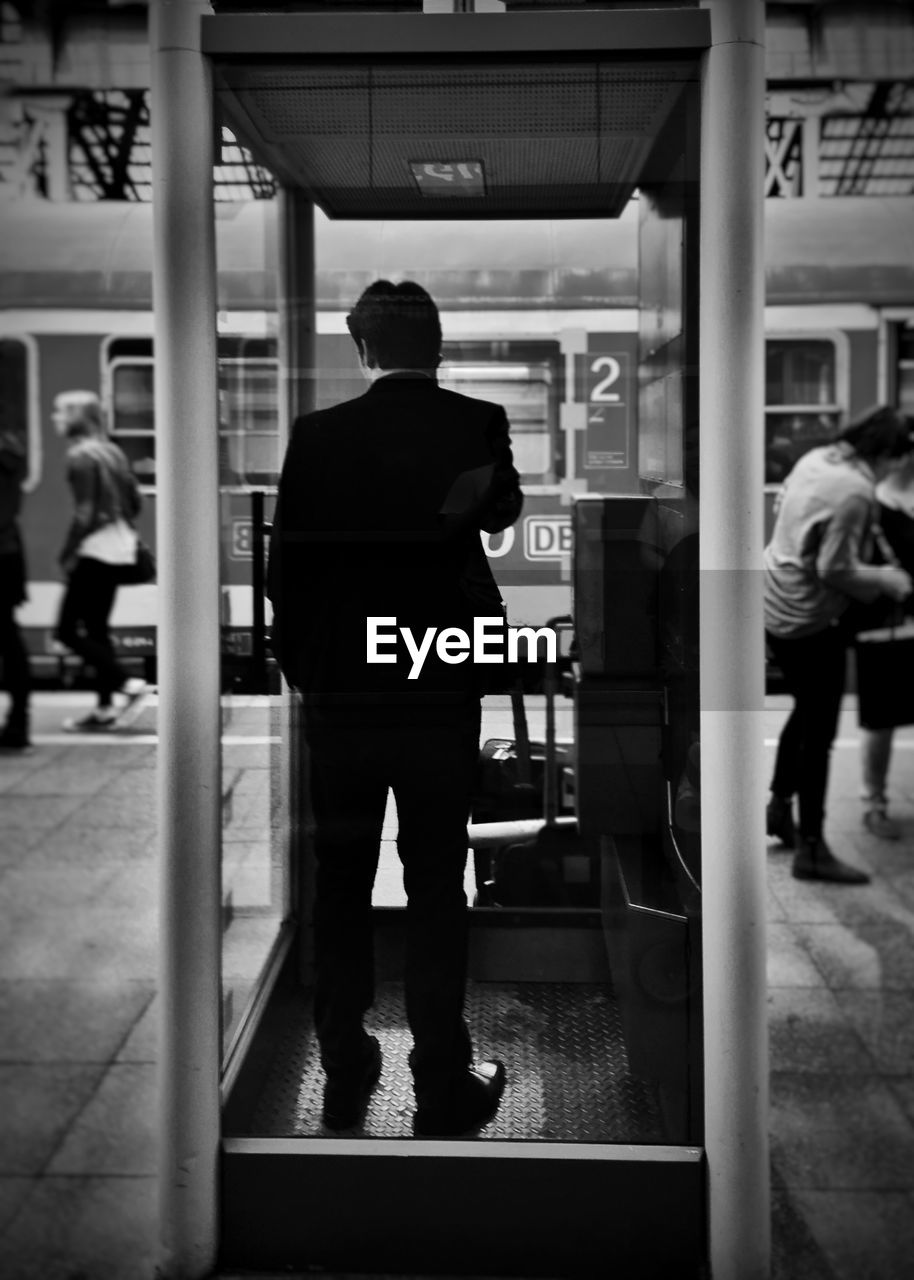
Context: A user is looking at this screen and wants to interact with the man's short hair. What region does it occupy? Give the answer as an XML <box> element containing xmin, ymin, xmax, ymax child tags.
<box><xmin>346</xmin><ymin>280</ymin><xmax>442</xmax><ymax>371</ymax></box>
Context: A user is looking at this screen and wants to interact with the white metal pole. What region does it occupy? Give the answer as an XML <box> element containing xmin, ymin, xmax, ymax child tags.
<box><xmin>150</xmin><ymin>1</ymin><xmax>221</xmax><ymax>1275</ymax></box>
<box><xmin>276</xmin><ymin>187</ymin><xmax>315</xmax><ymax>943</ymax></box>
<box><xmin>699</xmin><ymin>1</ymin><xmax>769</xmax><ymax>1276</ymax></box>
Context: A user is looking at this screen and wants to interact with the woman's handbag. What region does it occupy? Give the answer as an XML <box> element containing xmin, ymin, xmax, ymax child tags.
<box><xmin>855</xmin><ymin>612</ymin><xmax>914</xmax><ymax>730</ymax></box>
<box><xmin>854</xmin><ymin>523</ymin><xmax>914</xmax><ymax>730</ymax></box>
<box><xmin>117</xmin><ymin>539</ymin><xmax>157</xmax><ymax>586</ymax></box>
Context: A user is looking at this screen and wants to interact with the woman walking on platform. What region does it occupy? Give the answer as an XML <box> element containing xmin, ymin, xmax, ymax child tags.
<box><xmin>764</xmin><ymin>406</ymin><xmax>914</xmax><ymax>884</ymax></box>
<box><xmin>53</xmin><ymin>391</ymin><xmax>149</xmax><ymax>731</ymax></box>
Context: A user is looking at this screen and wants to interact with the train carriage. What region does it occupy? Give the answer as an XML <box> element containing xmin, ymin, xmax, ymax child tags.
<box><xmin>2</xmin><ymin>195</ymin><xmax>913</xmax><ymax>680</ymax></box>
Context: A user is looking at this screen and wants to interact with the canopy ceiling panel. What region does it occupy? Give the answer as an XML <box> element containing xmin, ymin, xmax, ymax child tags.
<box><xmin>205</xmin><ymin>9</ymin><xmax>709</xmax><ymax>218</ymax></box>
<box><xmin>213</xmin><ymin>59</ymin><xmax>697</xmax><ymax>217</ymax></box>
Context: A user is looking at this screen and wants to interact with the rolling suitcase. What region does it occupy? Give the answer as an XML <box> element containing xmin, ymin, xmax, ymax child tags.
<box><xmin>472</xmin><ymin>629</ymin><xmax>593</xmax><ymax>907</ymax></box>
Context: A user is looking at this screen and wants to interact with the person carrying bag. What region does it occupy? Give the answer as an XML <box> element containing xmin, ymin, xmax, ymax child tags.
<box><xmin>764</xmin><ymin>405</ymin><xmax>914</xmax><ymax>883</ymax></box>
<box><xmin>853</xmin><ymin>455</ymin><xmax>914</xmax><ymax>839</ymax></box>
<box><xmin>52</xmin><ymin>390</ymin><xmax>152</xmax><ymax>732</ymax></box>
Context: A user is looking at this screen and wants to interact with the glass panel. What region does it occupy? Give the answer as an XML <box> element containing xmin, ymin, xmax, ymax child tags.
<box><xmin>219</xmin><ymin>372</ymin><xmax>287</xmax><ymax>1060</ymax></box>
<box><xmin>220</xmin><ymin>683</ymin><xmax>288</xmax><ymax>1059</ymax></box>
<box><xmin>625</xmin><ymin>165</ymin><xmax>701</xmax><ymax>1145</ymax></box>
<box><xmin>225</xmin><ymin>219</ymin><xmax>702</xmax><ymax>1144</ymax></box>
<box><xmin>215</xmin><ymin>343</ymin><xmax>288</xmax><ymax>1054</ymax></box>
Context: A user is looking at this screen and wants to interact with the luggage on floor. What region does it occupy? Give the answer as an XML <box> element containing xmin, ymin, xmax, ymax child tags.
<box><xmin>472</xmin><ymin>630</ymin><xmax>596</xmax><ymax>907</ymax></box>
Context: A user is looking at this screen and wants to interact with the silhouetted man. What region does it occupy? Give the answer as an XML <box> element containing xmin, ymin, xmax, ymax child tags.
<box><xmin>268</xmin><ymin>281</ymin><xmax>522</xmax><ymax>1135</ymax></box>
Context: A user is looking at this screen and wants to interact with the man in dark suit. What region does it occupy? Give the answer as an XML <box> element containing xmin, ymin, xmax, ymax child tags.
<box><xmin>268</xmin><ymin>280</ymin><xmax>523</xmax><ymax>1137</ymax></box>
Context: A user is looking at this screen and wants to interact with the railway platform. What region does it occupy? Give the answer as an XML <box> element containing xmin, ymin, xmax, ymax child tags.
<box><xmin>0</xmin><ymin>692</ymin><xmax>913</xmax><ymax>1279</ymax></box>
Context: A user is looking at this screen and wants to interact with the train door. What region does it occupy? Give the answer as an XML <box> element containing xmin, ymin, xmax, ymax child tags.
<box><xmin>151</xmin><ymin>4</ymin><xmax>767</xmax><ymax>1278</ymax></box>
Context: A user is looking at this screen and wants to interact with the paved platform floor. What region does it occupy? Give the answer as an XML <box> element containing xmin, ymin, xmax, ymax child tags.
<box><xmin>1</xmin><ymin>693</ymin><xmax>913</xmax><ymax>1279</ymax></box>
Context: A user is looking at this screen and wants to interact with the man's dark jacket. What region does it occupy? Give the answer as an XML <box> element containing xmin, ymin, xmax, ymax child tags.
<box><xmin>267</xmin><ymin>372</ymin><xmax>523</xmax><ymax>718</ymax></box>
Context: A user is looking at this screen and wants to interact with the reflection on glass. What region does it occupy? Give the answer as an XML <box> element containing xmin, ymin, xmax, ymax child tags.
<box><xmin>217</xmin><ymin>340</ymin><xmax>288</xmax><ymax>1062</ymax></box>
<box><xmin>220</xmin><ymin>691</ymin><xmax>287</xmax><ymax>1058</ymax></box>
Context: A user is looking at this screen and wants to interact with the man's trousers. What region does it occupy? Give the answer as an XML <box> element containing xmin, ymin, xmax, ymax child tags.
<box><xmin>306</xmin><ymin>702</ymin><xmax>481</xmax><ymax>1108</ymax></box>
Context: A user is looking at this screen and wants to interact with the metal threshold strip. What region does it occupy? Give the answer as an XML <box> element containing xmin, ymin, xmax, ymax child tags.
<box><xmin>225</xmin><ymin>1136</ymin><xmax>702</xmax><ymax>1161</ymax></box>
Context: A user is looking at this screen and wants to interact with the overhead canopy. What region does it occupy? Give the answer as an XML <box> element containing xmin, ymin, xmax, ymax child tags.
<box><xmin>203</xmin><ymin>9</ymin><xmax>710</xmax><ymax>219</ymax></box>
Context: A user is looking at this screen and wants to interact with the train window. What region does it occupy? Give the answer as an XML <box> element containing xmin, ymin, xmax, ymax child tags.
<box><xmin>110</xmin><ymin>358</ymin><xmax>157</xmax><ymax>481</ymax></box>
<box><xmin>0</xmin><ymin>337</ymin><xmax>37</xmax><ymax>490</ymax></box>
<box><xmin>765</xmin><ymin>338</ymin><xmax>840</xmax><ymax>484</ymax></box>
<box><xmin>439</xmin><ymin>342</ymin><xmax>561</xmax><ymax>486</ymax></box>
<box><xmin>106</xmin><ymin>337</ymin><xmax>280</xmax><ymax>488</ymax></box>
<box><xmin>218</xmin><ymin>352</ymin><xmax>280</xmax><ymax>486</ymax></box>
<box><xmin>896</xmin><ymin>322</ymin><xmax>914</xmax><ymax>416</ymax></box>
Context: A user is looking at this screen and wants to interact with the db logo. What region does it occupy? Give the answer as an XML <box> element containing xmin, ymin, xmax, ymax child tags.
<box><xmin>231</xmin><ymin>519</ymin><xmax>253</xmax><ymax>559</ymax></box>
<box><xmin>524</xmin><ymin>516</ymin><xmax>573</xmax><ymax>560</ymax></box>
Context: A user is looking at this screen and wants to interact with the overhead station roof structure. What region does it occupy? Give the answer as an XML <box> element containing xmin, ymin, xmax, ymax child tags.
<box><xmin>203</xmin><ymin>9</ymin><xmax>710</xmax><ymax>219</ymax></box>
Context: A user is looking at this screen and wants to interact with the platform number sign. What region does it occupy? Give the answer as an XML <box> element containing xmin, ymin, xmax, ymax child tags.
<box><xmin>576</xmin><ymin>350</ymin><xmax>631</xmax><ymax>470</ymax></box>
<box><xmin>409</xmin><ymin>160</ymin><xmax>485</xmax><ymax>198</ymax></box>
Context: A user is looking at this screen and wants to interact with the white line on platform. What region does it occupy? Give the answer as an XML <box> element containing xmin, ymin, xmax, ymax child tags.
<box><xmin>32</xmin><ymin>734</ymin><xmax>280</xmax><ymax>747</ymax></box>
<box><xmin>29</xmin><ymin>734</ymin><xmax>914</xmax><ymax>750</ymax></box>
<box><xmin>765</xmin><ymin>738</ymin><xmax>914</xmax><ymax>749</ymax></box>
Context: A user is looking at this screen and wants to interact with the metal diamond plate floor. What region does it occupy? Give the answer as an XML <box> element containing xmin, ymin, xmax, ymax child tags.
<box><xmin>249</xmin><ymin>981</ymin><xmax>664</xmax><ymax>1143</ymax></box>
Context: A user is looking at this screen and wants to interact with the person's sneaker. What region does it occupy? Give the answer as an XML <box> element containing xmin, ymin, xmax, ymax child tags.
<box><xmin>62</xmin><ymin>709</ymin><xmax>119</xmax><ymax>733</ymax></box>
<box><xmin>863</xmin><ymin>807</ymin><xmax>901</xmax><ymax>841</ymax></box>
<box><xmin>766</xmin><ymin>794</ymin><xmax>796</xmax><ymax>847</ymax></box>
<box><xmin>322</xmin><ymin>1036</ymin><xmax>383</xmax><ymax>1131</ymax></box>
<box><xmin>117</xmin><ymin>680</ymin><xmax>151</xmax><ymax>721</ymax></box>
<box><xmin>792</xmin><ymin>837</ymin><xmax>870</xmax><ymax>885</ymax></box>
<box><xmin>413</xmin><ymin>1060</ymin><xmax>507</xmax><ymax>1137</ymax></box>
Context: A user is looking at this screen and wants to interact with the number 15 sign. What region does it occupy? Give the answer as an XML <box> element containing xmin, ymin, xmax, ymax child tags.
<box><xmin>575</xmin><ymin>350</ymin><xmax>631</xmax><ymax>470</ymax></box>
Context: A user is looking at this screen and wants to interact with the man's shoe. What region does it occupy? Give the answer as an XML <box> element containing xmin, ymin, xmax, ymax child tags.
<box><xmin>863</xmin><ymin>807</ymin><xmax>901</xmax><ymax>841</ymax></box>
<box><xmin>766</xmin><ymin>794</ymin><xmax>796</xmax><ymax>847</ymax></box>
<box><xmin>792</xmin><ymin>838</ymin><xmax>870</xmax><ymax>885</ymax></box>
<box><xmin>413</xmin><ymin>1060</ymin><xmax>507</xmax><ymax>1137</ymax></box>
<box><xmin>322</xmin><ymin>1036</ymin><xmax>382</xmax><ymax>1131</ymax></box>
<box><xmin>62</xmin><ymin>709</ymin><xmax>118</xmax><ymax>733</ymax></box>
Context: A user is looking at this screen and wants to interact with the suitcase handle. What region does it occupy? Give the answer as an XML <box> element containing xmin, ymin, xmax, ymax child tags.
<box><xmin>510</xmin><ymin>682</ymin><xmax>533</xmax><ymax>786</ymax></box>
<box><xmin>544</xmin><ymin>617</ymin><xmax>574</xmax><ymax>825</ymax></box>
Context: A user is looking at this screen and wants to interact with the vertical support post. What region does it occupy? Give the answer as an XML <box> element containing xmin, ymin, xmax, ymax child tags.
<box><xmin>150</xmin><ymin>2</ymin><xmax>221</xmax><ymax>1276</ymax></box>
<box><xmin>276</xmin><ymin>186</ymin><xmax>315</xmax><ymax>937</ymax></box>
<box><xmin>699</xmin><ymin>2</ymin><xmax>769</xmax><ymax>1278</ymax></box>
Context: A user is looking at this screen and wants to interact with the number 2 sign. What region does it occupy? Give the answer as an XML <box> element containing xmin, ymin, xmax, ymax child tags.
<box><xmin>590</xmin><ymin>355</ymin><xmax>623</xmax><ymax>404</ymax></box>
<box><xmin>576</xmin><ymin>350</ymin><xmax>631</xmax><ymax>470</ymax></box>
